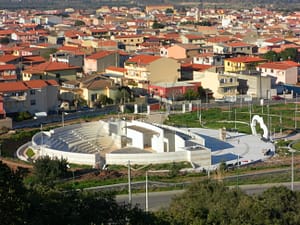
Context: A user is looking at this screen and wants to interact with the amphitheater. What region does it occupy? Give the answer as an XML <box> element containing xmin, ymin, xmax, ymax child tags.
<box><xmin>27</xmin><ymin>119</ymin><xmax>212</xmax><ymax>168</ymax></box>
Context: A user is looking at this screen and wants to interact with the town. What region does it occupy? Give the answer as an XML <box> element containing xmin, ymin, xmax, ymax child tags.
<box><xmin>2</xmin><ymin>3</ymin><xmax>300</xmax><ymax>225</ymax></box>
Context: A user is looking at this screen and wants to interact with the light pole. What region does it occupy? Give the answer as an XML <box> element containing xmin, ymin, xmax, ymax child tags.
<box><xmin>236</xmin><ymin>153</ymin><xmax>240</xmax><ymax>188</ymax></box>
<box><xmin>62</xmin><ymin>111</ymin><xmax>65</xmax><ymax>127</ymax></box>
<box><xmin>145</xmin><ymin>171</ymin><xmax>149</xmax><ymax>212</ymax></box>
<box><xmin>234</xmin><ymin>108</ymin><xmax>237</xmax><ymax>130</ymax></box>
<box><xmin>40</xmin><ymin>123</ymin><xmax>43</xmax><ymax>145</ymax></box>
<box><xmin>128</xmin><ymin>160</ymin><xmax>132</xmax><ymax>205</ymax></box>
<box><xmin>289</xmin><ymin>148</ymin><xmax>296</xmax><ymax>191</ymax></box>
<box><xmin>199</xmin><ymin>100</ymin><xmax>202</xmax><ymax>125</ymax></box>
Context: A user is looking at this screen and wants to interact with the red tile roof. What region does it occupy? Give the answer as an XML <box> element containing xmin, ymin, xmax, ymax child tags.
<box><xmin>24</xmin><ymin>61</ymin><xmax>80</xmax><ymax>73</ymax></box>
<box><xmin>226</xmin><ymin>56</ymin><xmax>266</xmax><ymax>63</ymax></box>
<box><xmin>0</xmin><ymin>54</ymin><xmax>20</xmax><ymax>63</ymax></box>
<box><xmin>264</xmin><ymin>37</ymin><xmax>285</xmax><ymax>43</ymax></box>
<box><xmin>0</xmin><ymin>81</ymin><xmax>28</xmax><ymax>92</ymax></box>
<box><xmin>226</xmin><ymin>42</ymin><xmax>253</xmax><ymax>47</ymax></box>
<box><xmin>181</xmin><ymin>63</ymin><xmax>212</xmax><ymax>71</ymax></box>
<box><xmin>24</xmin><ymin>80</ymin><xmax>48</xmax><ymax>89</ymax></box>
<box><xmin>126</xmin><ymin>55</ymin><xmax>160</xmax><ymax>65</ymax></box>
<box><xmin>0</xmin><ymin>64</ymin><xmax>16</xmax><ymax>71</ymax></box>
<box><xmin>0</xmin><ymin>29</ymin><xmax>14</xmax><ymax>35</ymax></box>
<box><xmin>45</xmin><ymin>80</ymin><xmax>59</xmax><ymax>86</ymax></box>
<box><xmin>106</xmin><ymin>66</ymin><xmax>127</xmax><ymax>73</ymax></box>
<box><xmin>258</xmin><ymin>61</ymin><xmax>299</xmax><ymax>70</ymax></box>
<box><xmin>22</xmin><ymin>55</ymin><xmax>46</xmax><ymax>63</ymax></box>
<box><xmin>86</xmin><ymin>51</ymin><xmax>115</xmax><ymax>60</ymax></box>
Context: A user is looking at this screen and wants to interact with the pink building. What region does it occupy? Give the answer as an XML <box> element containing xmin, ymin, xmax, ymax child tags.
<box><xmin>148</xmin><ymin>82</ymin><xmax>200</xmax><ymax>100</ymax></box>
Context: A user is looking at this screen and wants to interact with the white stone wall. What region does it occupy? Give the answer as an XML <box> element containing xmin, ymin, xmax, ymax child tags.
<box><xmin>39</xmin><ymin>146</ymin><xmax>98</xmax><ymax>166</ymax></box>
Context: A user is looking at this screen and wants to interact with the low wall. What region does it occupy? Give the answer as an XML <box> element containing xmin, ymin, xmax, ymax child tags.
<box><xmin>39</xmin><ymin>146</ymin><xmax>99</xmax><ymax>166</ymax></box>
<box><xmin>106</xmin><ymin>151</ymin><xmax>189</xmax><ymax>165</ymax></box>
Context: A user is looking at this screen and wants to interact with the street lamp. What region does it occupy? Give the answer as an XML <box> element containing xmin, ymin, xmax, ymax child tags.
<box><xmin>62</xmin><ymin>111</ymin><xmax>65</xmax><ymax>127</ymax></box>
<box><xmin>145</xmin><ymin>171</ymin><xmax>149</xmax><ymax>212</ymax></box>
<box><xmin>128</xmin><ymin>160</ymin><xmax>132</xmax><ymax>205</ymax></box>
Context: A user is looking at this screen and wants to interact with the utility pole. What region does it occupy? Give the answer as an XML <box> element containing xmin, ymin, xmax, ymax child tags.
<box><xmin>234</xmin><ymin>108</ymin><xmax>237</xmax><ymax>130</ymax></box>
<box><xmin>145</xmin><ymin>171</ymin><xmax>149</xmax><ymax>212</ymax></box>
<box><xmin>128</xmin><ymin>160</ymin><xmax>132</xmax><ymax>205</ymax></box>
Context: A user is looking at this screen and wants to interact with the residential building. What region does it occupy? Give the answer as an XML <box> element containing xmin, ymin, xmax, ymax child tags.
<box><xmin>257</xmin><ymin>61</ymin><xmax>299</xmax><ymax>85</ymax></box>
<box><xmin>193</xmin><ymin>71</ymin><xmax>238</xmax><ymax>99</ymax></box>
<box><xmin>193</xmin><ymin>53</ymin><xmax>224</xmax><ymax>66</ymax></box>
<box><xmin>0</xmin><ymin>80</ymin><xmax>59</xmax><ymax>114</ymax></box>
<box><xmin>124</xmin><ymin>54</ymin><xmax>180</xmax><ymax>88</ymax></box>
<box><xmin>84</xmin><ymin>50</ymin><xmax>119</xmax><ymax>74</ymax></box>
<box><xmin>0</xmin><ymin>64</ymin><xmax>17</xmax><ymax>82</ymax></box>
<box><xmin>60</xmin><ymin>75</ymin><xmax>118</xmax><ymax>107</ymax></box>
<box><xmin>22</xmin><ymin>61</ymin><xmax>81</xmax><ymax>82</ymax></box>
<box><xmin>160</xmin><ymin>44</ymin><xmax>202</xmax><ymax>59</ymax></box>
<box><xmin>224</xmin><ymin>56</ymin><xmax>267</xmax><ymax>73</ymax></box>
<box><xmin>148</xmin><ymin>82</ymin><xmax>199</xmax><ymax>100</ymax></box>
<box><xmin>111</xmin><ymin>35</ymin><xmax>144</xmax><ymax>52</ymax></box>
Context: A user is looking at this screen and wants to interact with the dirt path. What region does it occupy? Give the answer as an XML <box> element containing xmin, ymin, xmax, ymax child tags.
<box><xmin>0</xmin><ymin>157</ymin><xmax>33</xmax><ymax>170</ymax></box>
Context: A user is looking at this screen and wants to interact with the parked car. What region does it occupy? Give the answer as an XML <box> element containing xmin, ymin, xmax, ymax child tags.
<box><xmin>272</xmin><ymin>95</ymin><xmax>284</xmax><ymax>100</ymax></box>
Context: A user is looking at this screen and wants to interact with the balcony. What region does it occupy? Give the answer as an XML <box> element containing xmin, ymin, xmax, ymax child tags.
<box><xmin>219</xmin><ymin>81</ymin><xmax>239</xmax><ymax>87</ymax></box>
<box><xmin>4</xmin><ymin>95</ymin><xmax>26</xmax><ymax>102</ymax></box>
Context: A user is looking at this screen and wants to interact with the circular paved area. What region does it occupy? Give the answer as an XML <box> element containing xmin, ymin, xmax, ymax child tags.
<box><xmin>189</xmin><ymin>128</ymin><xmax>275</xmax><ymax>168</ymax></box>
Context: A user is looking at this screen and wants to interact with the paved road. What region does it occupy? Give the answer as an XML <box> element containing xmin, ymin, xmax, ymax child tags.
<box><xmin>116</xmin><ymin>182</ymin><xmax>300</xmax><ymax>211</ymax></box>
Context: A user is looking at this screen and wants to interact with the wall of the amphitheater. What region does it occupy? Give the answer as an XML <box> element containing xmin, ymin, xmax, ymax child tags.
<box><xmin>105</xmin><ymin>149</ymin><xmax>210</xmax><ymax>166</ymax></box>
<box><xmin>39</xmin><ymin>147</ymin><xmax>99</xmax><ymax>166</ymax></box>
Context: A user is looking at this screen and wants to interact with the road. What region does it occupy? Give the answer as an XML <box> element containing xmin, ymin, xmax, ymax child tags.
<box><xmin>116</xmin><ymin>182</ymin><xmax>300</xmax><ymax>211</ymax></box>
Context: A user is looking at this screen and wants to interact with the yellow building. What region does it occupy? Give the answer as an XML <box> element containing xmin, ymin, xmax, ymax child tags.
<box><xmin>224</xmin><ymin>56</ymin><xmax>267</xmax><ymax>73</ymax></box>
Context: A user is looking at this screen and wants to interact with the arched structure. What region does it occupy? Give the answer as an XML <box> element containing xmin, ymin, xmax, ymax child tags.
<box><xmin>251</xmin><ymin>115</ymin><xmax>268</xmax><ymax>139</ymax></box>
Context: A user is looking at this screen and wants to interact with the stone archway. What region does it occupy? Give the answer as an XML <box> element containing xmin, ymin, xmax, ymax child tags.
<box><xmin>251</xmin><ymin>115</ymin><xmax>269</xmax><ymax>139</ymax></box>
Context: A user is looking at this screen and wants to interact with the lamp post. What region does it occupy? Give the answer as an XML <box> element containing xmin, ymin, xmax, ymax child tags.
<box><xmin>236</xmin><ymin>153</ymin><xmax>240</xmax><ymax>188</ymax></box>
<box><xmin>145</xmin><ymin>171</ymin><xmax>149</xmax><ymax>212</ymax></box>
<box><xmin>128</xmin><ymin>160</ymin><xmax>132</xmax><ymax>205</ymax></box>
<box><xmin>62</xmin><ymin>111</ymin><xmax>65</xmax><ymax>127</ymax></box>
<box><xmin>290</xmin><ymin>148</ymin><xmax>296</xmax><ymax>191</ymax></box>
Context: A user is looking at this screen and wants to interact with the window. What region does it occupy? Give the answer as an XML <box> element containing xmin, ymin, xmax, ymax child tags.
<box><xmin>30</xmin><ymin>90</ymin><xmax>35</xmax><ymax>95</ymax></box>
<box><xmin>30</xmin><ymin>100</ymin><xmax>36</xmax><ymax>105</ymax></box>
<box><xmin>131</xmin><ymin>39</ymin><xmax>133</xmax><ymax>42</ymax></box>
<box><xmin>233</xmin><ymin>48</ymin><xmax>236</xmax><ymax>51</ymax></box>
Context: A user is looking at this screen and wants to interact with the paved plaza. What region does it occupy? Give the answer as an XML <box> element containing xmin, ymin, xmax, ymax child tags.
<box><xmin>189</xmin><ymin>128</ymin><xmax>275</xmax><ymax>168</ymax></box>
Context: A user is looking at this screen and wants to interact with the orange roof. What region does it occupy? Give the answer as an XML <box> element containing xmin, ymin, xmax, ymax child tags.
<box><xmin>25</xmin><ymin>61</ymin><xmax>80</xmax><ymax>73</ymax></box>
<box><xmin>0</xmin><ymin>29</ymin><xmax>14</xmax><ymax>35</ymax></box>
<box><xmin>45</xmin><ymin>80</ymin><xmax>59</xmax><ymax>86</ymax></box>
<box><xmin>181</xmin><ymin>63</ymin><xmax>212</xmax><ymax>71</ymax></box>
<box><xmin>126</xmin><ymin>55</ymin><xmax>160</xmax><ymax>65</ymax></box>
<box><xmin>258</xmin><ymin>61</ymin><xmax>299</xmax><ymax>70</ymax></box>
<box><xmin>0</xmin><ymin>54</ymin><xmax>20</xmax><ymax>63</ymax></box>
<box><xmin>0</xmin><ymin>81</ymin><xmax>28</xmax><ymax>92</ymax></box>
<box><xmin>206</xmin><ymin>36</ymin><xmax>233</xmax><ymax>43</ymax></box>
<box><xmin>24</xmin><ymin>80</ymin><xmax>49</xmax><ymax>89</ymax></box>
<box><xmin>184</xmin><ymin>34</ymin><xmax>205</xmax><ymax>40</ymax></box>
<box><xmin>264</xmin><ymin>37</ymin><xmax>285</xmax><ymax>43</ymax></box>
<box><xmin>22</xmin><ymin>55</ymin><xmax>46</xmax><ymax>63</ymax></box>
<box><xmin>0</xmin><ymin>64</ymin><xmax>16</xmax><ymax>71</ymax></box>
<box><xmin>106</xmin><ymin>66</ymin><xmax>127</xmax><ymax>73</ymax></box>
<box><xmin>226</xmin><ymin>42</ymin><xmax>253</xmax><ymax>47</ymax></box>
<box><xmin>86</xmin><ymin>51</ymin><xmax>115</xmax><ymax>60</ymax></box>
<box><xmin>226</xmin><ymin>56</ymin><xmax>266</xmax><ymax>63</ymax></box>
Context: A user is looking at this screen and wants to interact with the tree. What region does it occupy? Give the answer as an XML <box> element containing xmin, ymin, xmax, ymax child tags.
<box><xmin>0</xmin><ymin>37</ymin><xmax>10</xmax><ymax>45</ymax></box>
<box><xmin>74</xmin><ymin>20</ymin><xmax>85</xmax><ymax>26</ymax></box>
<box><xmin>184</xmin><ymin>89</ymin><xmax>199</xmax><ymax>101</ymax></box>
<box><xmin>0</xmin><ymin>161</ymin><xmax>27</xmax><ymax>225</ymax></box>
<box><xmin>32</xmin><ymin>156</ymin><xmax>68</xmax><ymax>187</ymax></box>
<box><xmin>152</xmin><ymin>20</ymin><xmax>165</xmax><ymax>29</ymax></box>
<box><xmin>279</xmin><ymin>48</ymin><xmax>298</xmax><ymax>61</ymax></box>
<box><xmin>263</xmin><ymin>50</ymin><xmax>279</xmax><ymax>62</ymax></box>
<box><xmin>165</xmin><ymin>8</ymin><xmax>174</xmax><ymax>14</ymax></box>
<box><xmin>94</xmin><ymin>94</ymin><xmax>113</xmax><ymax>108</ymax></box>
